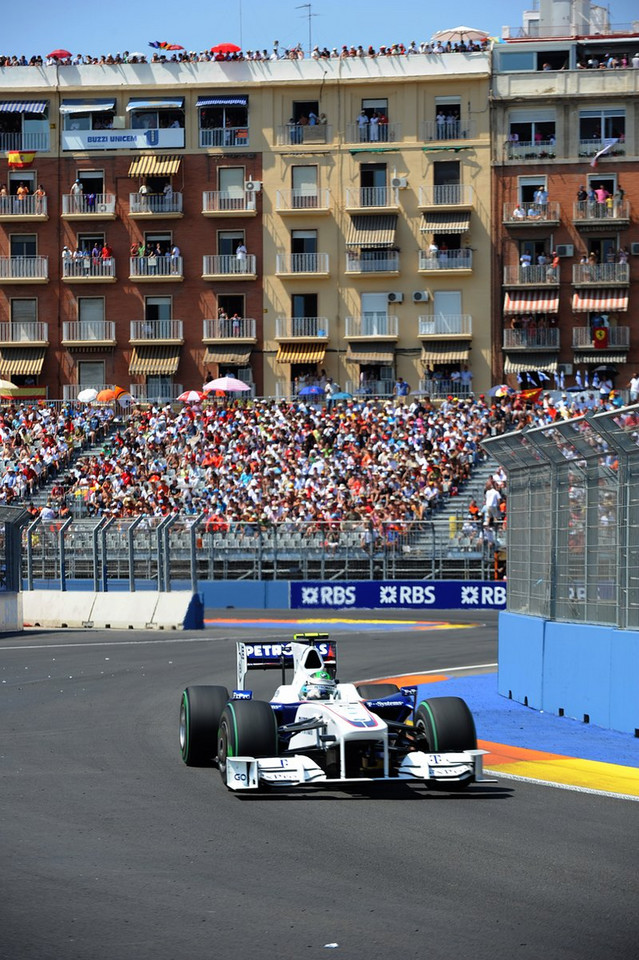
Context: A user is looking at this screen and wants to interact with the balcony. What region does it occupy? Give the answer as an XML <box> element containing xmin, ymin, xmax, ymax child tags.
<box><xmin>418</xmin><ymin>249</ymin><xmax>473</xmax><ymax>272</ymax></box>
<box><xmin>61</xmin><ymin>194</ymin><xmax>117</xmax><ymax>219</ymax></box>
<box><xmin>502</xmin><ymin>201</ymin><xmax>561</xmax><ymax>225</ymax></box>
<box><xmin>202</xmin><ymin>318</ymin><xmax>257</xmax><ymax>342</ymax></box>
<box><xmin>202</xmin><ymin>255</ymin><xmax>257</xmax><ymax>280</ymax></box>
<box><xmin>0</xmin><ymin>256</ymin><xmax>48</xmax><ymax>283</ymax></box>
<box><xmin>345</xmin><ymin>379</ymin><xmax>394</xmax><ymax>398</ymax></box>
<box><xmin>572</xmin><ymin>326</ymin><xmax>629</xmax><ymax>350</ymax></box>
<box><xmin>276</xmin><ymin>124</ymin><xmax>333</xmax><ymax>146</ymax></box>
<box><xmin>202</xmin><ymin>191</ymin><xmax>257</xmax><ymax>216</ymax></box>
<box><xmin>276</xmin><ymin>189</ymin><xmax>331</xmax><ymax>214</ymax></box>
<box><xmin>419</xmin><ymin>378</ymin><xmax>473</xmax><ymax>400</ymax></box>
<box><xmin>0</xmin><ymin>131</ymin><xmax>49</xmax><ymax>152</ymax></box>
<box><xmin>345</xmin><ymin>122</ymin><xmax>401</xmax><ymax>144</ymax></box>
<box><xmin>418</xmin><ymin>185</ymin><xmax>473</xmax><ymax>208</ymax></box>
<box><xmin>572</xmin><ymin>200</ymin><xmax>630</xmax><ymax>227</ymax></box>
<box><xmin>0</xmin><ymin>196</ymin><xmax>48</xmax><ymax>221</ymax></box>
<box><xmin>130</xmin><ymin>320</ymin><xmax>184</xmax><ymax>344</ymax></box>
<box><xmin>418</xmin><ymin>315</ymin><xmax>472</xmax><ymax>338</ymax></box>
<box><xmin>129</xmin><ymin>192</ymin><xmax>183</xmax><ymax>218</ymax></box>
<box><xmin>61</xmin><ymin>321</ymin><xmax>117</xmax><ymax>347</ymax></box>
<box><xmin>129</xmin><ymin>256</ymin><xmax>183</xmax><ymax>281</ymax></box>
<box><xmin>505</xmin><ymin>140</ymin><xmax>558</xmax><ymax>161</ymax></box>
<box><xmin>199</xmin><ymin>126</ymin><xmax>249</xmax><ymax>148</ymax></box>
<box><xmin>502</xmin><ymin>329</ymin><xmax>560</xmax><ymax>351</ymax></box>
<box><xmin>63</xmin><ymin>383</ymin><xmax>113</xmax><ymax>402</ymax></box>
<box><xmin>345</xmin><ymin>187</ymin><xmax>398</xmax><ymax>211</ymax></box>
<box><xmin>344</xmin><ymin>315</ymin><xmax>399</xmax><ymax>339</ymax></box>
<box><xmin>572</xmin><ymin>264</ymin><xmax>629</xmax><ymax>286</ymax></box>
<box><xmin>0</xmin><ymin>321</ymin><xmax>48</xmax><ymax>345</ymax></box>
<box><xmin>420</xmin><ymin>119</ymin><xmax>475</xmax><ymax>142</ymax></box>
<box><xmin>129</xmin><ymin>383</ymin><xmax>184</xmax><ymax>403</ymax></box>
<box><xmin>503</xmin><ymin>265</ymin><xmax>559</xmax><ymax>286</ymax></box>
<box><xmin>275</xmin><ymin>317</ymin><xmax>329</xmax><ymax>340</ymax></box>
<box><xmin>345</xmin><ymin>252</ymin><xmax>399</xmax><ymax>275</ymax></box>
<box><xmin>275</xmin><ymin>253</ymin><xmax>330</xmax><ymax>277</ymax></box>
<box><xmin>578</xmin><ymin>139</ymin><xmax>625</xmax><ymax>159</ymax></box>
<box><xmin>62</xmin><ymin>258</ymin><xmax>116</xmax><ymax>283</ymax></box>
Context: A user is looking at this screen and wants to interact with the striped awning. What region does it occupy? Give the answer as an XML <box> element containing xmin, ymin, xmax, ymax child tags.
<box><xmin>196</xmin><ymin>95</ymin><xmax>248</xmax><ymax>107</ymax></box>
<box><xmin>421</xmin><ymin>212</ymin><xmax>470</xmax><ymax>233</ymax></box>
<box><xmin>504</xmin><ymin>290</ymin><xmax>559</xmax><ymax>314</ymax></box>
<box><xmin>60</xmin><ymin>99</ymin><xmax>116</xmax><ymax>114</ymax></box>
<box><xmin>0</xmin><ymin>100</ymin><xmax>47</xmax><ymax>114</ymax></box>
<box><xmin>574</xmin><ymin>353</ymin><xmax>627</xmax><ymax>365</ymax></box>
<box><xmin>128</xmin><ymin>345</ymin><xmax>180</xmax><ymax>376</ymax></box>
<box><xmin>503</xmin><ymin>354</ymin><xmax>558</xmax><ymax>374</ymax></box>
<box><xmin>346</xmin><ymin>215</ymin><xmax>398</xmax><ymax>248</ymax></box>
<box><xmin>126</xmin><ymin>98</ymin><xmax>184</xmax><ymax>111</ymax></box>
<box><xmin>204</xmin><ymin>346</ymin><xmax>252</xmax><ymax>365</ymax></box>
<box><xmin>346</xmin><ymin>343</ymin><xmax>396</xmax><ymax>364</ymax></box>
<box><xmin>572</xmin><ymin>289</ymin><xmax>628</xmax><ymax>313</ymax></box>
<box><xmin>276</xmin><ymin>343</ymin><xmax>326</xmax><ymax>364</ymax></box>
<box><xmin>421</xmin><ymin>343</ymin><xmax>470</xmax><ymax>364</ymax></box>
<box><xmin>128</xmin><ymin>155</ymin><xmax>182</xmax><ymax>177</ymax></box>
<box><xmin>0</xmin><ymin>347</ymin><xmax>46</xmax><ymax>377</ymax></box>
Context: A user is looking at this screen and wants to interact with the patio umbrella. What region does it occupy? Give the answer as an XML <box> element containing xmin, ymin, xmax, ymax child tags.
<box><xmin>298</xmin><ymin>385</ymin><xmax>325</xmax><ymax>396</ymax></box>
<box><xmin>0</xmin><ymin>379</ymin><xmax>19</xmax><ymax>393</ymax></box>
<box><xmin>203</xmin><ymin>376</ymin><xmax>250</xmax><ymax>393</ymax></box>
<box><xmin>488</xmin><ymin>384</ymin><xmax>513</xmax><ymax>397</ymax></box>
<box><xmin>431</xmin><ymin>26</ymin><xmax>490</xmax><ymax>44</ymax></box>
<box><xmin>96</xmin><ymin>388</ymin><xmax>115</xmax><ymax>403</ymax></box>
<box><xmin>331</xmin><ymin>391</ymin><xmax>353</xmax><ymax>400</ymax></box>
<box><xmin>77</xmin><ymin>388</ymin><xmax>98</xmax><ymax>403</ymax></box>
<box><xmin>178</xmin><ymin>390</ymin><xmax>205</xmax><ymax>403</ymax></box>
<box><xmin>210</xmin><ymin>42</ymin><xmax>242</xmax><ymax>54</ymax></box>
<box><xmin>167</xmin><ymin>44</ymin><xmax>184</xmax><ymax>50</ymax></box>
<box><xmin>48</xmin><ymin>48</ymin><xmax>72</xmax><ymax>59</ymax></box>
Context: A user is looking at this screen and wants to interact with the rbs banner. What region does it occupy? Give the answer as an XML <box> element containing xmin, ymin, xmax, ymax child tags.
<box><xmin>290</xmin><ymin>581</ymin><xmax>506</xmax><ymax>610</ymax></box>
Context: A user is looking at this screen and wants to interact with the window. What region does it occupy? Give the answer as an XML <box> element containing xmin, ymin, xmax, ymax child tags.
<box><xmin>508</xmin><ymin>109</ymin><xmax>556</xmax><ymax>147</ymax></box>
<box><xmin>433</xmin><ymin>160</ymin><xmax>462</xmax><ymax>203</ymax></box>
<box><xmin>144</xmin><ymin>232</ymin><xmax>172</xmax><ymax>255</ymax></box>
<box><xmin>497</xmin><ymin>51</ymin><xmax>535</xmax><ymax>71</ymax></box>
<box><xmin>145</xmin><ymin>297</ymin><xmax>172</xmax><ymax>320</ymax></box>
<box><xmin>218</xmin><ymin>230</ymin><xmax>244</xmax><ymax>256</ymax></box>
<box><xmin>218</xmin><ymin>294</ymin><xmax>245</xmax><ymax>317</ymax></box>
<box><xmin>128</xmin><ymin>100</ymin><xmax>184</xmax><ymax>131</ymax></box>
<box><xmin>292</xmin><ymin>294</ymin><xmax>319</xmax><ymax>336</ymax></box>
<box><xmin>292</xmin><ymin>100</ymin><xmax>319</xmax><ymax>123</ymax></box>
<box><xmin>78</xmin><ymin>298</ymin><xmax>105</xmax><ymax>339</ymax></box>
<box><xmin>518</xmin><ymin>175</ymin><xmax>547</xmax><ymax>205</ymax></box>
<box><xmin>77</xmin><ymin>232</ymin><xmax>105</xmax><ymax>254</ymax></box>
<box><xmin>291</xmin><ymin>230</ymin><xmax>317</xmax><ymax>255</ymax></box>
<box><xmin>8</xmin><ymin>171</ymin><xmax>36</xmax><ymax>195</ymax></box>
<box><xmin>219</xmin><ymin>167</ymin><xmax>245</xmax><ymax>199</ymax></box>
<box><xmin>77</xmin><ymin>170</ymin><xmax>105</xmax><ymax>195</ymax></box>
<box><xmin>61</xmin><ymin>99</ymin><xmax>115</xmax><ymax>131</ymax></box>
<box><xmin>78</xmin><ymin>360</ymin><xmax>105</xmax><ymax>388</ymax></box>
<box><xmin>360</xmin><ymin>163</ymin><xmax>387</xmax><ymax>205</ymax></box>
<box><xmin>434</xmin><ymin>98</ymin><xmax>461</xmax><ymax>139</ymax></box>
<box><xmin>292</xmin><ymin>166</ymin><xmax>318</xmax><ymax>207</ymax></box>
<box><xmin>588</xmin><ymin>237</ymin><xmax>617</xmax><ymax>263</ymax></box>
<box><xmin>587</xmin><ymin>174</ymin><xmax>616</xmax><ymax>195</ymax></box>
<box><xmin>198</xmin><ymin>96</ymin><xmax>248</xmax><ymax>146</ymax></box>
<box><xmin>519</xmin><ymin>240</ymin><xmax>550</xmax><ymax>262</ymax></box>
<box><xmin>10</xmin><ymin>234</ymin><xmax>36</xmax><ymax>257</ymax></box>
<box><xmin>579</xmin><ymin>108</ymin><xmax>625</xmax><ymax>143</ymax></box>
<box><xmin>535</xmin><ymin>51</ymin><xmax>569</xmax><ymax>71</ymax></box>
<box><xmin>433</xmin><ymin>290</ymin><xmax>462</xmax><ymax>317</ymax></box>
<box><xmin>11</xmin><ymin>298</ymin><xmax>37</xmax><ymax>339</ymax></box>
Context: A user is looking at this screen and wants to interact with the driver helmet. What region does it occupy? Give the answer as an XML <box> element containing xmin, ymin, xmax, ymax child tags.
<box><xmin>300</xmin><ymin>669</ymin><xmax>336</xmax><ymax>701</ymax></box>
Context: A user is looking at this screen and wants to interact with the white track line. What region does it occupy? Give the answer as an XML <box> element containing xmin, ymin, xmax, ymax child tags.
<box><xmin>486</xmin><ymin>769</ymin><xmax>639</xmax><ymax>803</ymax></box>
<box><xmin>359</xmin><ymin>663</ymin><xmax>497</xmax><ymax>681</ymax></box>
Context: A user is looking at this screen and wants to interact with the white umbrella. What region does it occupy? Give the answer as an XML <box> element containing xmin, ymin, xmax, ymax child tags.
<box><xmin>203</xmin><ymin>376</ymin><xmax>251</xmax><ymax>393</ymax></box>
<box><xmin>431</xmin><ymin>26</ymin><xmax>490</xmax><ymax>44</ymax></box>
<box><xmin>77</xmin><ymin>387</ymin><xmax>98</xmax><ymax>403</ymax></box>
<box><xmin>0</xmin><ymin>379</ymin><xmax>19</xmax><ymax>393</ymax></box>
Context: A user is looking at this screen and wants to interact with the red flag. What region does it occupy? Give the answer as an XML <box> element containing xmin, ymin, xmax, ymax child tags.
<box><xmin>7</xmin><ymin>151</ymin><xmax>36</xmax><ymax>168</ymax></box>
<box><xmin>593</xmin><ymin>327</ymin><xmax>609</xmax><ymax>349</ymax></box>
<box><xmin>518</xmin><ymin>388</ymin><xmax>543</xmax><ymax>403</ymax></box>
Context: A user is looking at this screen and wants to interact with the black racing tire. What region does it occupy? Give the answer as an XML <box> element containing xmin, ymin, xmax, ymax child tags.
<box><xmin>217</xmin><ymin>700</ymin><xmax>278</xmax><ymax>782</ymax></box>
<box><xmin>356</xmin><ymin>683</ymin><xmax>400</xmax><ymax>699</ymax></box>
<box><xmin>179</xmin><ymin>685</ymin><xmax>229</xmax><ymax>767</ymax></box>
<box><xmin>414</xmin><ymin>697</ymin><xmax>477</xmax><ymax>753</ymax></box>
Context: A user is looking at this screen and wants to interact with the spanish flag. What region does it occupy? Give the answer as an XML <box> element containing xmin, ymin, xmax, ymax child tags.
<box><xmin>593</xmin><ymin>326</ymin><xmax>609</xmax><ymax>349</ymax></box>
<box><xmin>7</xmin><ymin>151</ymin><xmax>37</xmax><ymax>168</ymax></box>
<box><xmin>518</xmin><ymin>388</ymin><xmax>543</xmax><ymax>403</ymax></box>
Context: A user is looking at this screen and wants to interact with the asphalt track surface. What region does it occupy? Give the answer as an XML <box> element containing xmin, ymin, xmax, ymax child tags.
<box><xmin>1</xmin><ymin>611</ymin><xmax>638</xmax><ymax>960</ymax></box>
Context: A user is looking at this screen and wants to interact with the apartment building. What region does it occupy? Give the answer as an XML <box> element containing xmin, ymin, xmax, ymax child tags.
<box><xmin>0</xmin><ymin>53</ymin><xmax>491</xmax><ymax>401</ymax></box>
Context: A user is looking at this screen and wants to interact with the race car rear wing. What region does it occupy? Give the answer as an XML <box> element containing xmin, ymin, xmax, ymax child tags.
<box><xmin>236</xmin><ymin>633</ymin><xmax>338</xmax><ymax>690</ymax></box>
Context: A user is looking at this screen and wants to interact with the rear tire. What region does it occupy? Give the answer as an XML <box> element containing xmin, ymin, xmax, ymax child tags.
<box><xmin>179</xmin><ymin>685</ymin><xmax>229</xmax><ymax>767</ymax></box>
<box><xmin>414</xmin><ymin>697</ymin><xmax>477</xmax><ymax>753</ymax></box>
<box><xmin>356</xmin><ymin>683</ymin><xmax>400</xmax><ymax>699</ymax></box>
<box><xmin>217</xmin><ymin>700</ymin><xmax>278</xmax><ymax>783</ymax></box>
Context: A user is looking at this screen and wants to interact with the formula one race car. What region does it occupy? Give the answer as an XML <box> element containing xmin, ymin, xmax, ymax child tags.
<box><xmin>179</xmin><ymin>633</ymin><xmax>492</xmax><ymax>792</ymax></box>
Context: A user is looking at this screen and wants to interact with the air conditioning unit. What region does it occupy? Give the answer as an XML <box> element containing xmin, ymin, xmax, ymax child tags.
<box><xmin>391</xmin><ymin>176</ymin><xmax>408</xmax><ymax>189</ymax></box>
<box><xmin>412</xmin><ymin>290</ymin><xmax>429</xmax><ymax>303</ymax></box>
<box><xmin>244</xmin><ymin>180</ymin><xmax>261</xmax><ymax>193</ymax></box>
<box><xmin>556</xmin><ymin>244</ymin><xmax>574</xmax><ymax>258</ymax></box>
<box><xmin>630</xmin><ymin>242</ymin><xmax>639</xmax><ymax>256</ymax></box>
<box><xmin>388</xmin><ymin>291</ymin><xmax>404</xmax><ymax>303</ymax></box>
<box><xmin>558</xmin><ymin>363</ymin><xmax>573</xmax><ymax>376</ymax></box>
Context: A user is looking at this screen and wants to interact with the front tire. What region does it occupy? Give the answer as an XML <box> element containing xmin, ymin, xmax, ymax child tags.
<box><xmin>414</xmin><ymin>697</ymin><xmax>477</xmax><ymax>753</ymax></box>
<box><xmin>217</xmin><ymin>700</ymin><xmax>278</xmax><ymax>782</ymax></box>
<box><xmin>179</xmin><ymin>685</ymin><xmax>229</xmax><ymax>766</ymax></box>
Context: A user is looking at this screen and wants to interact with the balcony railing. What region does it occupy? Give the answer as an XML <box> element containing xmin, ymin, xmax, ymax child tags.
<box><xmin>0</xmin><ymin>321</ymin><xmax>48</xmax><ymax>343</ymax></box>
<box><xmin>578</xmin><ymin>138</ymin><xmax>625</xmax><ymax>158</ymax></box>
<box><xmin>573</xmin><ymin>200</ymin><xmax>630</xmax><ymax>222</ymax></box>
<box><xmin>418</xmin><ymin>184</ymin><xmax>473</xmax><ymax>207</ymax></box>
<box><xmin>0</xmin><ymin>256</ymin><xmax>48</xmax><ymax>280</ymax></box>
<box><xmin>276</xmin><ymin>253</ymin><xmax>330</xmax><ymax>275</ymax></box>
<box><xmin>129</xmin><ymin>256</ymin><xmax>183</xmax><ymax>278</ymax></box>
<box><xmin>275</xmin><ymin>317</ymin><xmax>330</xmax><ymax>339</ymax></box>
<box><xmin>276</xmin><ymin>124</ymin><xmax>333</xmax><ymax>146</ymax></box>
<box><xmin>62</xmin><ymin>321</ymin><xmax>116</xmax><ymax>344</ymax></box>
<box><xmin>62</xmin><ymin>258</ymin><xmax>116</xmax><ymax>279</ymax></box>
<box><xmin>345</xmin><ymin>252</ymin><xmax>399</xmax><ymax>273</ymax></box>
<box><xmin>202</xmin><ymin>255</ymin><xmax>257</xmax><ymax>277</ymax></box>
<box><xmin>63</xmin><ymin>383</ymin><xmax>113</xmax><ymax>402</ymax></box>
<box><xmin>276</xmin><ymin>189</ymin><xmax>331</xmax><ymax>212</ymax></box>
<box><xmin>506</xmin><ymin>140</ymin><xmax>558</xmax><ymax>160</ymax></box>
<box><xmin>502</xmin><ymin>329</ymin><xmax>560</xmax><ymax>350</ymax></box>
<box><xmin>130</xmin><ymin>320</ymin><xmax>184</xmax><ymax>342</ymax></box>
<box><xmin>199</xmin><ymin>127</ymin><xmax>249</xmax><ymax>148</ymax></box>
<box><xmin>129</xmin><ymin>192</ymin><xmax>183</xmax><ymax>215</ymax></box>
<box><xmin>418</xmin><ymin>315</ymin><xmax>472</xmax><ymax>337</ymax></box>
<box><xmin>345</xmin><ymin>315</ymin><xmax>399</xmax><ymax>338</ymax></box>
<box><xmin>202</xmin><ymin>191</ymin><xmax>256</xmax><ymax>214</ymax></box>
<box><xmin>420</xmin><ymin>379</ymin><xmax>473</xmax><ymax>399</ymax></box>
<box><xmin>61</xmin><ymin>194</ymin><xmax>116</xmax><ymax>216</ymax></box>
<box><xmin>503</xmin><ymin>265</ymin><xmax>559</xmax><ymax>285</ymax></box>
<box><xmin>345</xmin><ymin>379</ymin><xmax>394</xmax><ymax>398</ymax></box>
<box><xmin>0</xmin><ymin>131</ymin><xmax>49</xmax><ymax>152</ymax></box>
<box><xmin>572</xmin><ymin>326</ymin><xmax>629</xmax><ymax>349</ymax></box>
<box><xmin>0</xmin><ymin>196</ymin><xmax>47</xmax><ymax>217</ymax></box>
<box><xmin>345</xmin><ymin>122</ymin><xmax>401</xmax><ymax>144</ymax></box>
<box><xmin>572</xmin><ymin>263</ymin><xmax>629</xmax><ymax>284</ymax></box>
<box><xmin>203</xmin><ymin>318</ymin><xmax>257</xmax><ymax>340</ymax></box>
<box><xmin>420</xmin><ymin>119</ymin><xmax>475</xmax><ymax>141</ymax></box>
<box><xmin>419</xmin><ymin>249</ymin><xmax>473</xmax><ymax>271</ymax></box>
<box><xmin>129</xmin><ymin>383</ymin><xmax>184</xmax><ymax>402</ymax></box>
<box><xmin>345</xmin><ymin>186</ymin><xmax>397</xmax><ymax>208</ymax></box>
<box><xmin>503</xmin><ymin>201</ymin><xmax>561</xmax><ymax>223</ymax></box>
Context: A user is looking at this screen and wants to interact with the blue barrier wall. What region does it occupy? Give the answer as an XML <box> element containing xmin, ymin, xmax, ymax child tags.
<box><xmin>498</xmin><ymin>612</ymin><xmax>545</xmax><ymax>708</ymax></box>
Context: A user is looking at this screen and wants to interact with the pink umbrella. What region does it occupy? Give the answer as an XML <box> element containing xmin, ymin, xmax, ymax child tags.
<box><xmin>178</xmin><ymin>390</ymin><xmax>205</xmax><ymax>403</ymax></box>
<box><xmin>203</xmin><ymin>376</ymin><xmax>250</xmax><ymax>393</ymax></box>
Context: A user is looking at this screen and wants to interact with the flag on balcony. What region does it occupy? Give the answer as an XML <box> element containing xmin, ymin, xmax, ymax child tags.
<box><xmin>593</xmin><ymin>326</ymin><xmax>609</xmax><ymax>349</ymax></box>
<box><xmin>7</xmin><ymin>151</ymin><xmax>36</xmax><ymax>168</ymax></box>
<box><xmin>590</xmin><ymin>139</ymin><xmax>618</xmax><ymax>168</ymax></box>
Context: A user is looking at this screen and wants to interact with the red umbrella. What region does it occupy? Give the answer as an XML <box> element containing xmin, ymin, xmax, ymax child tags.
<box><xmin>96</xmin><ymin>388</ymin><xmax>115</xmax><ymax>403</ymax></box>
<box><xmin>48</xmin><ymin>49</ymin><xmax>72</xmax><ymax>59</ymax></box>
<box><xmin>210</xmin><ymin>42</ymin><xmax>242</xmax><ymax>54</ymax></box>
<box><xmin>177</xmin><ymin>390</ymin><xmax>205</xmax><ymax>403</ymax></box>
<box><xmin>167</xmin><ymin>44</ymin><xmax>185</xmax><ymax>50</ymax></box>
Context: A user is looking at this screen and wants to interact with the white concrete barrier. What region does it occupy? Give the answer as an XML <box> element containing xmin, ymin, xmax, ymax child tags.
<box><xmin>21</xmin><ymin>589</ymin><xmax>204</xmax><ymax>630</ymax></box>
<box><xmin>90</xmin><ymin>591</ymin><xmax>159</xmax><ymax>629</ymax></box>
<box><xmin>0</xmin><ymin>592</ymin><xmax>23</xmax><ymax>631</ymax></box>
<box><xmin>23</xmin><ymin>590</ymin><xmax>94</xmax><ymax>628</ymax></box>
<box><xmin>152</xmin><ymin>592</ymin><xmax>204</xmax><ymax>630</ymax></box>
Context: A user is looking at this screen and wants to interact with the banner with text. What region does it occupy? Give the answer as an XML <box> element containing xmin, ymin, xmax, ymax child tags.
<box><xmin>290</xmin><ymin>581</ymin><xmax>507</xmax><ymax>610</ymax></box>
